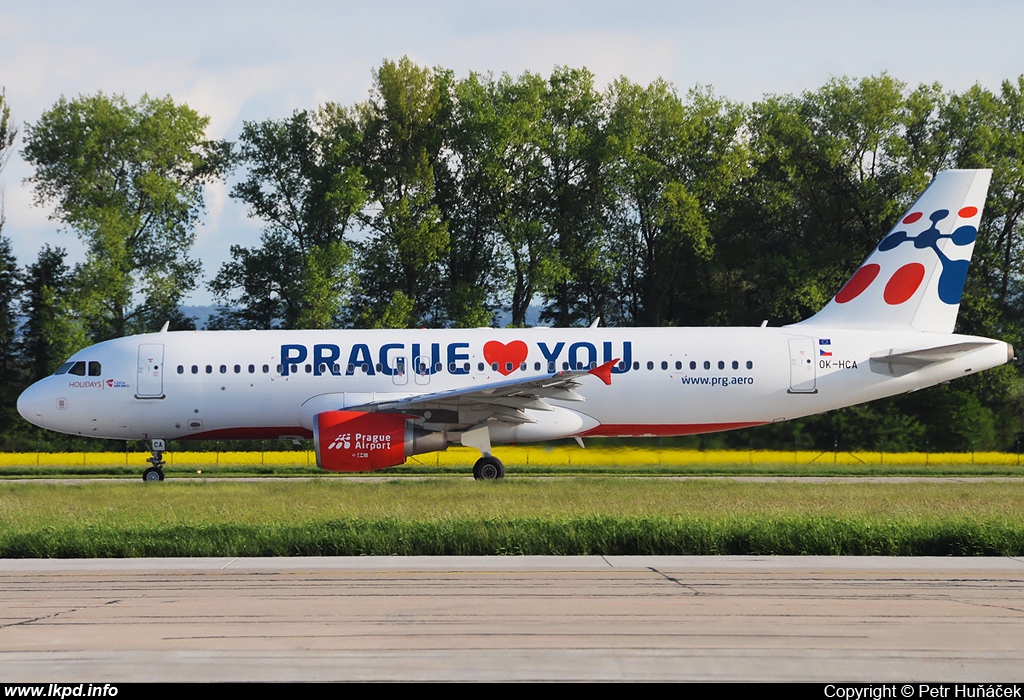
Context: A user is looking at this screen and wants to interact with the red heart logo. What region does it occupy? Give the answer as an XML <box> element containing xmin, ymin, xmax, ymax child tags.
<box><xmin>483</xmin><ymin>340</ymin><xmax>528</xmax><ymax>376</ymax></box>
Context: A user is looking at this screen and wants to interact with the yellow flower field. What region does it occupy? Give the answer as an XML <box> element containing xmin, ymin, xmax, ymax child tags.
<box><xmin>0</xmin><ymin>446</ymin><xmax>1019</xmax><ymax>468</ymax></box>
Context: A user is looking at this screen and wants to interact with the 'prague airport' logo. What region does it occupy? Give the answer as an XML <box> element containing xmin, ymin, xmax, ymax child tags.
<box><xmin>329</xmin><ymin>433</ymin><xmax>352</xmax><ymax>450</ymax></box>
<box><xmin>835</xmin><ymin>207</ymin><xmax>979</xmax><ymax>306</ymax></box>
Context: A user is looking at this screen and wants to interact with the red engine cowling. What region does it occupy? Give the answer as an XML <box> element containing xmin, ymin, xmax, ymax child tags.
<box><xmin>313</xmin><ymin>411</ymin><xmax>446</xmax><ymax>472</ymax></box>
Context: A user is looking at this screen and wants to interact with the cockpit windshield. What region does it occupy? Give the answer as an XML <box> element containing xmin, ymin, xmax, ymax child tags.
<box><xmin>53</xmin><ymin>361</ymin><xmax>100</xmax><ymax>376</ymax></box>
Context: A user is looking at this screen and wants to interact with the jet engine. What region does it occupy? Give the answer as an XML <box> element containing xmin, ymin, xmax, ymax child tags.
<box><xmin>313</xmin><ymin>410</ymin><xmax>447</xmax><ymax>472</ymax></box>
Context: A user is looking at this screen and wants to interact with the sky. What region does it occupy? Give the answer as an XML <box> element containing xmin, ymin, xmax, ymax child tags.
<box><xmin>1</xmin><ymin>0</ymin><xmax>1022</xmax><ymax>305</ymax></box>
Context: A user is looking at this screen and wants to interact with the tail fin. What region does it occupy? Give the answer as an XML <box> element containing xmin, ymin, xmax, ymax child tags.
<box><xmin>797</xmin><ymin>169</ymin><xmax>992</xmax><ymax>333</ymax></box>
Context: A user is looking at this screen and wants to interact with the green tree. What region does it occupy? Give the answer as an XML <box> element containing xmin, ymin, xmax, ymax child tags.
<box><xmin>19</xmin><ymin>245</ymin><xmax>87</xmax><ymax>382</ymax></box>
<box><xmin>22</xmin><ymin>92</ymin><xmax>229</xmax><ymax>339</ymax></box>
<box><xmin>353</xmin><ymin>57</ymin><xmax>451</xmax><ymax>327</ymax></box>
<box><xmin>210</xmin><ymin>108</ymin><xmax>364</xmax><ymax>329</ymax></box>
<box><xmin>443</xmin><ymin>71</ymin><xmax>550</xmax><ymax>327</ymax></box>
<box><xmin>0</xmin><ymin>88</ymin><xmax>16</xmax><ymax>234</ymax></box>
<box><xmin>605</xmin><ymin>80</ymin><xmax>747</xmax><ymax>325</ymax></box>
<box><xmin>537</xmin><ymin>67</ymin><xmax>610</xmax><ymax>327</ymax></box>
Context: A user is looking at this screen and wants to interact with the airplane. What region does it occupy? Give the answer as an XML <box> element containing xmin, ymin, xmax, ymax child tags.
<box><xmin>17</xmin><ymin>169</ymin><xmax>1015</xmax><ymax>481</ymax></box>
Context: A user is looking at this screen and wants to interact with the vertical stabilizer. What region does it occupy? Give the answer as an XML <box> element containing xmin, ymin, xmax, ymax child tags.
<box><xmin>797</xmin><ymin>169</ymin><xmax>991</xmax><ymax>333</ymax></box>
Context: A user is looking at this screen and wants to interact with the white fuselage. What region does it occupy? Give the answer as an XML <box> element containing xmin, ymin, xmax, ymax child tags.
<box><xmin>16</xmin><ymin>326</ymin><xmax>1012</xmax><ymax>444</ymax></box>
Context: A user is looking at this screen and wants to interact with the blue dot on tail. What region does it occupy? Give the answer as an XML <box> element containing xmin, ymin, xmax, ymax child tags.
<box><xmin>938</xmin><ymin>258</ymin><xmax>970</xmax><ymax>304</ymax></box>
<box><xmin>878</xmin><ymin>232</ymin><xmax>908</xmax><ymax>251</ymax></box>
<box><xmin>951</xmin><ymin>225</ymin><xmax>977</xmax><ymax>246</ymax></box>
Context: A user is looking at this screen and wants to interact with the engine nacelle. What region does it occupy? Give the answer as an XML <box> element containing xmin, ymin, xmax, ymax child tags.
<box><xmin>313</xmin><ymin>410</ymin><xmax>447</xmax><ymax>472</ymax></box>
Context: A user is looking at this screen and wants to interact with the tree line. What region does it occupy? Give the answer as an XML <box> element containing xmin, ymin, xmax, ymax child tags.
<box><xmin>2</xmin><ymin>59</ymin><xmax>1024</xmax><ymax>452</ymax></box>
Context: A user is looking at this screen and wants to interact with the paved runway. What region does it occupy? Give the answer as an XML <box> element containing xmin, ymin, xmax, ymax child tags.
<box><xmin>2</xmin><ymin>556</ymin><xmax>1023</xmax><ymax>681</ymax></box>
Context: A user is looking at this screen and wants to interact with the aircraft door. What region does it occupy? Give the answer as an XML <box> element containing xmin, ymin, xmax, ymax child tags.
<box><xmin>788</xmin><ymin>338</ymin><xmax>817</xmax><ymax>394</ymax></box>
<box><xmin>137</xmin><ymin>343</ymin><xmax>165</xmax><ymax>398</ymax></box>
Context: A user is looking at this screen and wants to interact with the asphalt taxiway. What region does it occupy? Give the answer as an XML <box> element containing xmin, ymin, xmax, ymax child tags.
<box><xmin>2</xmin><ymin>556</ymin><xmax>1023</xmax><ymax>682</ymax></box>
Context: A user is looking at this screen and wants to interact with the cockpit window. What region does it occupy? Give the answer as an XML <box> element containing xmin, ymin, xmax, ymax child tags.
<box><xmin>88</xmin><ymin>361</ymin><xmax>101</xmax><ymax>376</ymax></box>
<box><xmin>54</xmin><ymin>362</ymin><xmax>75</xmax><ymax>375</ymax></box>
<box><xmin>67</xmin><ymin>361</ymin><xmax>87</xmax><ymax>376</ymax></box>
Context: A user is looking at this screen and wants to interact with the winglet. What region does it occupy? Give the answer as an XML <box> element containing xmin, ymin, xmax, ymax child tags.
<box><xmin>588</xmin><ymin>358</ymin><xmax>619</xmax><ymax>386</ymax></box>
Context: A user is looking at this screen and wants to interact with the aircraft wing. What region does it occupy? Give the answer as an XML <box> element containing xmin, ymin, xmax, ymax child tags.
<box><xmin>348</xmin><ymin>359</ymin><xmax>617</xmax><ymax>425</ymax></box>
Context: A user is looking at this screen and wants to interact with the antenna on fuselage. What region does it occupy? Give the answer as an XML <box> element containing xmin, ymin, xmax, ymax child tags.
<box><xmin>158</xmin><ymin>321</ymin><xmax>170</xmax><ymax>333</ymax></box>
<box><xmin>589</xmin><ymin>317</ymin><xmax>600</xmax><ymax>329</ymax></box>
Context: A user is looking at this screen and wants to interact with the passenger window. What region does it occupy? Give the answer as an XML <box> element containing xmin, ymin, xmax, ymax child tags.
<box><xmin>205</xmin><ymin>365</ymin><xmax>213</xmax><ymax>374</ymax></box>
<box><xmin>220</xmin><ymin>365</ymin><xmax>228</xmax><ymax>374</ymax></box>
<box><xmin>690</xmin><ymin>361</ymin><xmax>696</xmax><ymax>370</ymax></box>
<box><xmin>703</xmin><ymin>361</ymin><xmax>710</xmax><ymax>370</ymax></box>
<box><xmin>449</xmin><ymin>362</ymin><xmax>456</xmax><ymax>372</ymax></box>
<box><xmin>732</xmin><ymin>360</ymin><xmax>739</xmax><ymax>370</ymax></box>
<box><xmin>661</xmin><ymin>361</ymin><xmax>668</xmax><ymax>370</ymax></box>
<box><xmin>718</xmin><ymin>361</ymin><xmax>725</xmax><ymax>370</ymax></box>
<box><xmin>191</xmin><ymin>365</ymin><xmax>199</xmax><ymax>374</ymax></box>
<box><xmin>675</xmin><ymin>361</ymin><xmax>682</xmax><ymax>370</ymax></box>
<box><xmin>746</xmin><ymin>360</ymin><xmax>753</xmax><ymax>370</ymax></box>
<box><xmin>534</xmin><ymin>362</ymin><xmax>541</xmax><ymax>371</ymax></box>
<box><xmin>304</xmin><ymin>364</ymin><xmax>311</xmax><ymax>374</ymax></box>
<box><xmin>177</xmin><ymin>365</ymin><xmax>184</xmax><ymax>374</ymax></box>
<box><xmin>477</xmin><ymin>362</ymin><xmax>484</xmax><ymax>371</ymax></box>
<box><xmin>646</xmin><ymin>361</ymin><xmax>654</xmax><ymax>370</ymax></box>
<box><xmin>248</xmin><ymin>365</ymin><xmax>255</xmax><ymax>373</ymax></box>
<box><xmin>632</xmin><ymin>361</ymin><xmax>639</xmax><ymax>370</ymax></box>
<box><xmin>234</xmin><ymin>364</ymin><xmax>241</xmax><ymax>373</ymax></box>
<box><xmin>263</xmin><ymin>365</ymin><xmax>270</xmax><ymax>373</ymax></box>
<box><xmin>551</xmin><ymin>362</ymin><xmax>558</xmax><ymax>372</ymax></box>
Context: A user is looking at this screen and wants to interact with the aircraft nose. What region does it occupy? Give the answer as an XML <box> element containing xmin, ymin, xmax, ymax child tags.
<box><xmin>17</xmin><ymin>381</ymin><xmax>50</xmax><ymax>427</ymax></box>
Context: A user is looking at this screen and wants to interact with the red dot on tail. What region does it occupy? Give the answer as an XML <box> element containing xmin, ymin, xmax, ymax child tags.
<box><xmin>958</xmin><ymin>206</ymin><xmax>978</xmax><ymax>218</ymax></box>
<box><xmin>835</xmin><ymin>264</ymin><xmax>880</xmax><ymax>303</ymax></box>
<box><xmin>902</xmin><ymin>212</ymin><xmax>923</xmax><ymax>224</ymax></box>
<box><xmin>884</xmin><ymin>263</ymin><xmax>926</xmax><ymax>305</ymax></box>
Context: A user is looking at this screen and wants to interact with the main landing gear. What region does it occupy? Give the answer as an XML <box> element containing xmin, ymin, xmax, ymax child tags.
<box><xmin>473</xmin><ymin>455</ymin><xmax>505</xmax><ymax>480</ymax></box>
<box><xmin>462</xmin><ymin>426</ymin><xmax>504</xmax><ymax>480</ymax></box>
<box><xmin>142</xmin><ymin>438</ymin><xmax>166</xmax><ymax>482</ymax></box>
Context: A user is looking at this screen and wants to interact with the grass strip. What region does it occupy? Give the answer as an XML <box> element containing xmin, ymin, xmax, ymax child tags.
<box><xmin>2</xmin><ymin>516</ymin><xmax>1022</xmax><ymax>558</ymax></box>
<box><xmin>1</xmin><ymin>479</ymin><xmax>1022</xmax><ymax>557</ymax></box>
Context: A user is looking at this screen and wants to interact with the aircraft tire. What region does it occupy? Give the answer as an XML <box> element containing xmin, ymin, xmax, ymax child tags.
<box><xmin>142</xmin><ymin>467</ymin><xmax>165</xmax><ymax>482</ymax></box>
<box><xmin>473</xmin><ymin>456</ymin><xmax>504</xmax><ymax>480</ymax></box>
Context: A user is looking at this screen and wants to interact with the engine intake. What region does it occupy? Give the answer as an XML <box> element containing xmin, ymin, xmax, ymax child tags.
<box><xmin>313</xmin><ymin>410</ymin><xmax>447</xmax><ymax>472</ymax></box>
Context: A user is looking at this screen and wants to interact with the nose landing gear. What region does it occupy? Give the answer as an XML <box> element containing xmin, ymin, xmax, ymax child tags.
<box><xmin>142</xmin><ymin>439</ymin><xmax>166</xmax><ymax>482</ymax></box>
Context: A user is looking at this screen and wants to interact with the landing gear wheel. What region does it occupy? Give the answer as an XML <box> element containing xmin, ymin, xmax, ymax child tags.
<box><xmin>142</xmin><ymin>466</ymin><xmax>165</xmax><ymax>482</ymax></box>
<box><xmin>473</xmin><ymin>456</ymin><xmax>505</xmax><ymax>480</ymax></box>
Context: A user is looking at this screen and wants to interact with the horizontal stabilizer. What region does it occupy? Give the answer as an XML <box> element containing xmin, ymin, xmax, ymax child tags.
<box><xmin>869</xmin><ymin>341</ymin><xmax>998</xmax><ymax>376</ymax></box>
